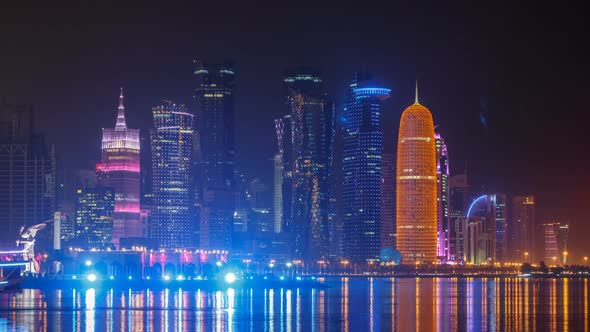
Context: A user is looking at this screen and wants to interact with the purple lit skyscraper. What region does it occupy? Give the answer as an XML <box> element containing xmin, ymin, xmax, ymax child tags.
<box><xmin>100</xmin><ymin>89</ymin><xmax>141</xmax><ymax>248</ymax></box>
<box><xmin>435</xmin><ymin>133</ymin><xmax>450</xmax><ymax>260</ymax></box>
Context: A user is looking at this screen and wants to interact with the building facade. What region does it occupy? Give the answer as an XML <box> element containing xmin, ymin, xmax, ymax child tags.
<box><xmin>448</xmin><ymin>173</ymin><xmax>470</xmax><ymax>261</ymax></box>
<box><xmin>396</xmin><ymin>84</ymin><xmax>437</xmax><ymax>264</ymax></box>
<box><xmin>100</xmin><ymin>90</ymin><xmax>141</xmax><ymax>248</ymax></box>
<box><xmin>284</xmin><ymin>69</ymin><xmax>335</xmax><ymax>261</ymax></box>
<box><xmin>541</xmin><ymin>221</ymin><xmax>569</xmax><ymax>265</ymax></box>
<box><xmin>0</xmin><ymin>101</ymin><xmax>56</xmax><ymax>247</ymax></box>
<box><xmin>150</xmin><ymin>101</ymin><xmax>194</xmax><ymax>248</ymax></box>
<box><xmin>435</xmin><ymin>133</ymin><xmax>450</xmax><ymax>260</ymax></box>
<box><xmin>74</xmin><ymin>186</ymin><xmax>115</xmax><ymax>248</ymax></box>
<box><xmin>342</xmin><ymin>73</ymin><xmax>390</xmax><ymax>262</ymax></box>
<box><xmin>510</xmin><ymin>195</ymin><xmax>536</xmax><ymax>262</ymax></box>
<box><xmin>194</xmin><ymin>60</ymin><xmax>236</xmax><ymax>250</ymax></box>
<box><xmin>381</xmin><ymin>152</ymin><xmax>396</xmax><ymax>250</ymax></box>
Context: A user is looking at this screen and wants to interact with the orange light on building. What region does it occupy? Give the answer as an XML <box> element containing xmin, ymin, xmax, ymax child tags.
<box><xmin>396</xmin><ymin>82</ymin><xmax>437</xmax><ymax>264</ymax></box>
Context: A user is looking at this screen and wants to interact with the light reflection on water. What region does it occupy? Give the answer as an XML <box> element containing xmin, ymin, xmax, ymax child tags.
<box><xmin>0</xmin><ymin>278</ymin><xmax>588</xmax><ymax>331</ymax></box>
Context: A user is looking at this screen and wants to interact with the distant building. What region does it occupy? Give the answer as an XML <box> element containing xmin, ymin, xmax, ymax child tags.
<box><xmin>396</xmin><ymin>83</ymin><xmax>437</xmax><ymax>264</ymax></box>
<box><xmin>0</xmin><ymin>100</ymin><xmax>56</xmax><ymax>247</ymax></box>
<box><xmin>448</xmin><ymin>173</ymin><xmax>470</xmax><ymax>261</ymax></box>
<box><xmin>273</xmin><ymin>153</ymin><xmax>283</xmax><ymax>233</ymax></box>
<box><xmin>511</xmin><ymin>196</ymin><xmax>536</xmax><ymax>262</ymax></box>
<box><xmin>284</xmin><ymin>68</ymin><xmax>335</xmax><ymax>261</ymax></box>
<box><xmin>381</xmin><ymin>152</ymin><xmax>396</xmax><ymax>250</ymax></box>
<box><xmin>541</xmin><ymin>221</ymin><xmax>569</xmax><ymax>265</ymax></box>
<box><xmin>194</xmin><ymin>60</ymin><xmax>236</xmax><ymax>250</ymax></box>
<box><xmin>435</xmin><ymin>133</ymin><xmax>450</xmax><ymax>260</ymax></box>
<box><xmin>273</xmin><ymin>118</ymin><xmax>285</xmax><ymax>234</ymax></box>
<box><xmin>150</xmin><ymin>101</ymin><xmax>194</xmax><ymax>248</ymax></box>
<box><xmin>464</xmin><ymin>194</ymin><xmax>506</xmax><ymax>264</ymax></box>
<box><xmin>74</xmin><ymin>186</ymin><xmax>115</xmax><ymax>248</ymax></box>
<box><xmin>342</xmin><ymin>73</ymin><xmax>390</xmax><ymax>263</ymax></box>
<box><xmin>494</xmin><ymin>194</ymin><xmax>508</xmax><ymax>261</ymax></box>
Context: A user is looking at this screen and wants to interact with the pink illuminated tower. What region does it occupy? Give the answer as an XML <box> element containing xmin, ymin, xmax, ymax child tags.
<box><xmin>100</xmin><ymin>88</ymin><xmax>141</xmax><ymax>248</ymax></box>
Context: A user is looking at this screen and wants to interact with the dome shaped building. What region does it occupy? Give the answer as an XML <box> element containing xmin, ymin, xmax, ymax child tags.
<box><xmin>396</xmin><ymin>83</ymin><xmax>437</xmax><ymax>264</ymax></box>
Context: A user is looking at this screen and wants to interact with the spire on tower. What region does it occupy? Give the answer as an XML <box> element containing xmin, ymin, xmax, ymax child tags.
<box><xmin>414</xmin><ymin>80</ymin><xmax>419</xmax><ymax>105</ymax></box>
<box><xmin>115</xmin><ymin>87</ymin><xmax>127</xmax><ymax>130</ymax></box>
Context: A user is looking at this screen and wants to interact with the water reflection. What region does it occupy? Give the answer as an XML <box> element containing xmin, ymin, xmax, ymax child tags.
<box><xmin>1</xmin><ymin>278</ymin><xmax>589</xmax><ymax>331</ymax></box>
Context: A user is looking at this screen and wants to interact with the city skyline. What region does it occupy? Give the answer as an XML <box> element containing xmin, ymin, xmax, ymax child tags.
<box><xmin>1</xmin><ymin>4</ymin><xmax>589</xmax><ymax>259</ymax></box>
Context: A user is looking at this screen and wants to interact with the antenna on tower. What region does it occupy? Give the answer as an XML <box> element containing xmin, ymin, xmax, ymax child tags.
<box><xmin>414</xmin><ymin>80</ymin><xmax>419</xmax><ymax>104</ymax></box>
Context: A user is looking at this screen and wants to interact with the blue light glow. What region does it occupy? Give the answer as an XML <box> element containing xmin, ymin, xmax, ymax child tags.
<box><xmin>224</xmin><ymin>272</ymin><xmax>237</xmax><ymax>284</ymax></box>
<box><xmin>85</xmin><ymin>260</ymin><xmax>92</xmax><ymax>266</ymax></box>
<box><xmin>87</xmin><ymin>274</ymin><xmax>97</xmax><ymax>282</ymax></box>
<box><xmin>164</xmin><ymin>275</ymin><xmax>171</xmax><ymax>281</ymax></box>
<box><xmin>467</xmin><ymin>195</ymin><xmax>488</xmax><ymax>218</ymax></box>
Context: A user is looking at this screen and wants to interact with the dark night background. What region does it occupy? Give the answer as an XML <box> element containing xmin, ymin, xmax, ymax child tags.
<box><xmin>1</xmin><ymin>4</ymin><xmax>588</xmax><ymax>256</ymax></box>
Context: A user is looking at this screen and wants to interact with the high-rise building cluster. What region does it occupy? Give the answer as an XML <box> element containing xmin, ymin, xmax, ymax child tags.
<box><xmin>0</xmin><ymin>63</ymin><xmax>572</xmax><ymax>267</ymax></box>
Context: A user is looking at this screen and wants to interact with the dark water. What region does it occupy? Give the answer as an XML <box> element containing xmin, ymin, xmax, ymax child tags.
<box><xmin>0</xmin><ymin>277</ymin><xmax>588</xmax><ymax>331</ymax></box>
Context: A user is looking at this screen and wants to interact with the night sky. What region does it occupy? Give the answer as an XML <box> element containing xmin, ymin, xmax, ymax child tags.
<box><xmin>1</xmin><ymin>4</ymin><xmax>588</xmax><ymax>256</ymax></box>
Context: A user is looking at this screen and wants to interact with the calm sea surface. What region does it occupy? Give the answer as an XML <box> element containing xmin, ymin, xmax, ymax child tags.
<box><xmin>0</xmin><ymin>277</ymin><xmax>588</xmax><ymax>331</ymax></box>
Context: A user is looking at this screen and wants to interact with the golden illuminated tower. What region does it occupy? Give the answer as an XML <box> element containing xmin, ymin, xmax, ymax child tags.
<box><xmin>396</xmin><ymin>82</ymin><xmax>437</xmax><ymax>264</ymax></box>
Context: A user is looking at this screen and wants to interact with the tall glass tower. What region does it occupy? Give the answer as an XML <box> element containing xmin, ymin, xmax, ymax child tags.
<box><xmin>284</xmin><ymin>69</ymin><xmax>335</xmax><ymax>261</ymax></box>
<box><xmin>341</xmin><ymin>73</ymin><xmax>390</xmax><ymax>263</ymax></box>
<box><xmin>150</xmin><ymin>101</ymin><xmax>194</xmax><ymax>248</ymax></box>
<box><xmin>100</xmin><ymin>89</ymin><xmax>141</xmax><ymax>248</ymax></box>
<box><xmin>396</xmin><ymin>83</ymin><xmax>437</xmax><ymax>264</ymax></box>
<box><xmin>194</xmin><ymin>60</ymin><xmax>235</xmax><ymax>250</ymax></box>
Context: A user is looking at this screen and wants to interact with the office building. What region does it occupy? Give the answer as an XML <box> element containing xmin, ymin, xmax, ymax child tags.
<box><xmin>541</xmin><ymin>221</ymin><xmax>570</xmax><ymax>265</ymax></box>
<box><xmin>0</xmin><ymin>100</ymin><xmax>56</xmax><ymax>247</ymax></box>
<box><xmin>435</xmin><ymin>133</ymin><xmax>450</xmax><ymax>259</ymax></box>
<box><xmin>99</xmin><ymin>89</ymin><xmax>141</xmax><ymax>247</ymax></box>
<box><xmin>396</xmin><ymin>83</ymin><xmax>437</xmax><ymax>264</ymax></box>
<box><xmin>342</xmin><ymin>73</ymin><xmax>390</xmax><ymax>262</ymax></box>
<box><xmin>74</xmin><ymin>186</ymin><xmax>115</xmax><ymax>248</ymax></box>
<box><xmin>511</xmin><ymin>195</ymin><xmax>536</xmax><ymax>262</ymax></box>
<box><xmin>150</xmin><ymin>101</ymin><xmax>194</xmax><ymax>248</ymax></box>
<box><xmin>283</xmin><ymin>69</ymin><xmax>335</xmax><ymax>261</ymax></box>
<box><xmin>194</xmin><ymin>60</ymin><xmax>236</xmax><ymax>250</ymax></box>
<box><xmin>381</xmin><ymin>152</ymin><xmax>396</xmax><ymax>250</ymax></box>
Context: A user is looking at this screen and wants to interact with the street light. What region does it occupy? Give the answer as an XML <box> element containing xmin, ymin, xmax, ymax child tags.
<box><xmin>584</xmin><ymin>256</ymin><xmax>588</xmax><ymax>265</ymax></box>
<box><xmin>563</xmin><ymin>251</ymin><xmax>568</xmax><ymax>265</ymax></box>
<box><xmin>524</xmin><ymin>252</ymin><xmax>529</xmax><ymax>263</ymax></box>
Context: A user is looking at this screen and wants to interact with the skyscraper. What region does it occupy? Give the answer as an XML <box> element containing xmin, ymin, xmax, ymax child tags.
<box><xmin>0</xmin><ymin>100</ymin><xmax>56</xmax><ymax>247</ymax></box>
<box><xmin>74</xmin><ymin>186</ymin><xmax>115</xmax><ymax>248</ymax></box>
<box><xmin>284</xmin><ymin>69</ymin><xmax>335</xmax><ymax>261</ymax></box>
<box><xmin>100</xmin><ymin>89</ymin><xmax>141</xmax><ymax>248</ymax></box>
<box><xmin>381</xmin><ymin>152</ymin><xmax>396</xmax><ymax>250</ymax></box>
<box><xmin>494</xmin><ymin>193</ymin><xmax>508</xmax><ymax>261</ymax></box>
<box><xmin>194</xmin><ymin>60</ymin><xmax>236</xmax><ymax>250</ymax></box>
<box><xmin>448</xmin><ymin>173</ymin><xmax>470</xmax><ymax>261</ymax></box>
<box><xmin>342</xmin><ymin>73</ymin><xmax>390</xmax><ymax>262</ymax></box>
<box><xmin>396</xmin><ymin>83</ymin><xmax>437</xmax><ymax>264</ymax></box>
<box><xmin>273</xmin><ymin>118</ymin><xmax>284</xmax><ymax>234</ymax></box>
<box><xmin>435</xmin><ymin>133</ymin><xmax>450</xmax><ymax>260</ymax></box>
<box><xmin>150</xmin><ymin>101</ymin><xmax>194</xmax><ymax>248</ymax></box>
<box><xmin>511</xmin><ymin>195</ymin><xmax>536</xmax><ymax>262</ymax></box>
<box><xmin>541</xmin><ymin>221</ymin><xmax>569</xmax><ymax>265</ymax></box>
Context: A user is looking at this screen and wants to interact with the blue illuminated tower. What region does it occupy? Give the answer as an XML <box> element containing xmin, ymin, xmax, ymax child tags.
<box><xmin>150</xmin><ymin>101</ymin><xmax>194</xmax><ymax>248</ymax></box>
<box><xmin>341</xmin><ymin>73</ymin><xmax>390</xmax><ymax>262</ymax></box>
